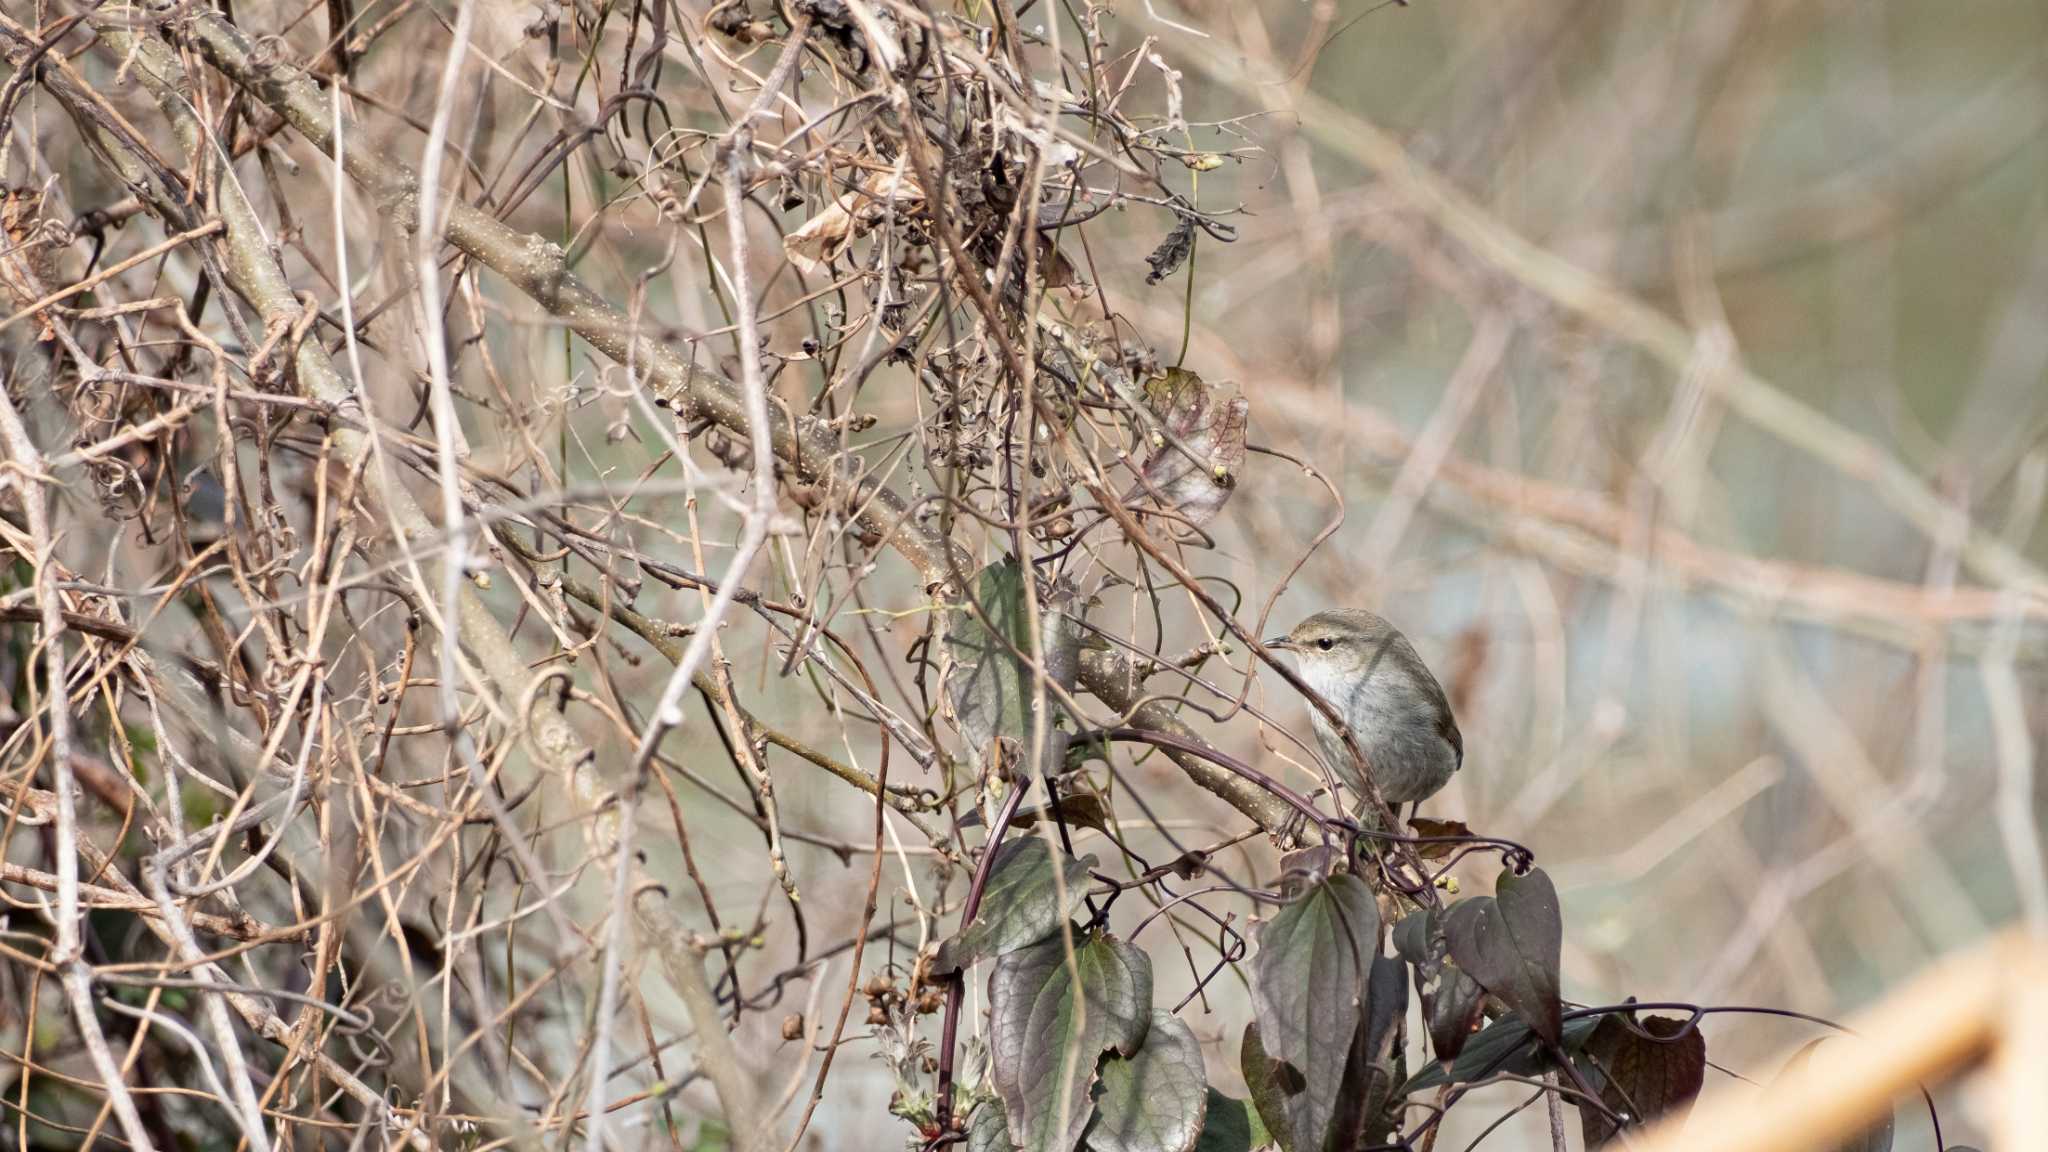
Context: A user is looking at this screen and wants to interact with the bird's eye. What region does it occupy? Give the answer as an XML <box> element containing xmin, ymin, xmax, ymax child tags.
<box><xmin>1315</xmin><ymin>637</ymin><xmax>1336</xmax><ymax>651</ymax></box>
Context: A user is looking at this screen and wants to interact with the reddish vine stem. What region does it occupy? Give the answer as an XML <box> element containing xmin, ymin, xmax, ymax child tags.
<box><xmin>930</xmin><ymin>775</ymin><xmax>1033</xmax><ymax>1139</ymax></box>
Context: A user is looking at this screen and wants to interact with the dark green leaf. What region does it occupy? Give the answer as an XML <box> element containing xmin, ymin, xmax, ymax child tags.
<box><xmin>1086</xmin><ymin>1010</ymin><xmax>1207</xmax><ymax>1152</ymax></box>
<box><xmin>1774</xmin><ymin>1039</ymin><xmax>1894</xmax><ymax>1152</ymax></box>
<box><xmin>935</xmin><ymin>839</ymin><xmax>1096</xmax><ymax>975</ymax></box>
<box><xmin>1246</xmin><ymin>873</ymin><xmax>1379</xmax><ymax>1152</ymax></box>
<box><xmin>1572</xmin><ymin>1013</ymin><xmax>1706</xmax><ymax>1147</ymax></box>
<box><xmin>1393</xmin><ymin>909</ymin><xmax>1487</xmax><ymax>1064</ymax></box>
<box><xmin>1443</xmin><ymin>867</ymin><xmax>1563</xmax><ymax>1044</ymax></box>
<box><xmin>1191</xmin><ymin>1090</ymin><xmax>1270</xmax><ymax>1152</ymax></box>
<box><xmin>970</xmin><ymin>1098</ymin><xmax>1018</xmax><ymax>1152</ymax></box>
<box><xmin>1240</xmin><ymin>1025</ymin><xmax>1297</xmax><ymax>1152</ymax></box>
<box><xmin>946</xmin><ymin>559</ymin><xmax>1082</xmax><ymax>773</ymax></box>
<box><xmin>990</xmin><ymin>929</ymin><xmax>1153</xmax><ymax>1152</ymax></box>
<box><xmin>1399</xmin><ymin>1012</ymin><xmax>1602</xmax><ymax>1095</ymax></box>
<box><xmin>1355</xmin><ymin>954</ymin><xmax>1411</xmax><ymax>1146</ymax></box>
<box><xmin>1389</xmin><ymin>910</ymin><xmax>1431</xmax><ymax>962</ymax></box>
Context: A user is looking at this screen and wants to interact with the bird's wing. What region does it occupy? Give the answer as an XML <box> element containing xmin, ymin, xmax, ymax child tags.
<box><xmin>1400</xmin><ymin>634</ymin><xmax>1464</xmax><ymax>770</ymax></box>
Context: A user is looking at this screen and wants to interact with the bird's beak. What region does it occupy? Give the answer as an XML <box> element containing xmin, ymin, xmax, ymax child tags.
<box><xmin>1264</xmin><ymin>635</ymin><xmax>1295</xmax><ymax>651</ymax></box>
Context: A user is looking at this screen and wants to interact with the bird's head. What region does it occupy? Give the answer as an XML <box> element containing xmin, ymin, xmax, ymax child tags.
<box><xmin>1264</xmin><ymin>609</ymin><xmax>1397</xmax><ymax>679</ymax></box>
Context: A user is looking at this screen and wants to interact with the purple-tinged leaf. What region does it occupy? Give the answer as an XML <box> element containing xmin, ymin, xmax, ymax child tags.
<box><xmin>1240</xmin><ymin>1025</ymin><xmax>1297</xmax><ymax>1152</ymax></box>
<box><xmin>1245</xmin><ymin>873</ymin><xmax>1379</xmax><ymax>1152</ymax></box>
<box><xmin>1399</xmin><ymin>1013</ymin><xmax>1603</xmax><ymax>1096</ymax></box>
<box><xmin>1443</xmin><ymin>867</ymin><xmax>1563</xmax><ymax>1044</ymax></box>
<box><xmin>946</xmin><ymin>558</ymin><xmax>1082</xmax><ymax>774</ymax></box>
<box><xmin>1085</xmin><ymin>1010</ymin><xmax>1207</xmax><ymax>1152</ymax></box>
<box><xmin>934</xmin><ymin>838</ymin><xmax>1095</xmax><ymax>976</ymax></box>
<box><xmin>1355</xmin><ymin>954</ymin><xmax>1411</xmax><ymax>1146</ymax></box>
<box><xmin>1573</xmin><ymin>1013</ymin><xmax>1706</xmax><ymax>1148</ymax></box>
<box><xmin>990</xmin><ymin>930</ymin><xmax>1152</xmax><ymax>1152</ymax></box>
<box><xmin>1392</xmin><ymin>908</ymin><xmax>1488</xmax><ymax>1064</ymax></box>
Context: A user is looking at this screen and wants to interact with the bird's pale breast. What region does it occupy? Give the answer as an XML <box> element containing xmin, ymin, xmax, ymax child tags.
<box><xmin>1302</xmin><ymin>657</ymin><xmax>1457</xmax><ymax>806</ymax></box>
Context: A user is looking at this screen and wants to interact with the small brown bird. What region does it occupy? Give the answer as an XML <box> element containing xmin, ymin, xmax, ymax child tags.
<box><xmin>1266</xmin><ymin>608</ymin><xmax>1463</xmax><ymax>813</ymax></box>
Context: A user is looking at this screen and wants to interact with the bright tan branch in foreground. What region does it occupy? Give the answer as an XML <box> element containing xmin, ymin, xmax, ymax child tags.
<box><xmin>1628</xmin><ymin>931</ymin><xmax>2047</xmax><ymax>1152</ymax></box>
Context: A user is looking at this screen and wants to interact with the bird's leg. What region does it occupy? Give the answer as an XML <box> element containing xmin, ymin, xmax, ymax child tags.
<box><xmin>1276</xmin><ymin>804</ymin><xmax>1311</xmax><ymax>847</ymax></box>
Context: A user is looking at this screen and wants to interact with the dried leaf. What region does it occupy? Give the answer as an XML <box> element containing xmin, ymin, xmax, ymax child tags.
<box><xmin>783</xmin><ymin>167</ymin><xmax>924</xmax><ymax>274</ymax></box>
<box><xmin>1145</xmin><ymin>217</ymin><xmax>1196</xmax><ymax>284</ymax></box>
<box><xmin>996</xmin><ymin>787</ymin><xmax>1114</xmax><ymax>836</ymax></box>
<box><xmin>1039</xmin><ymin>234</ymin><xmax>1085</xmax><ymax>293</ymax></box>
<box><xmin>1406</xmin><ymin>817</ymin><xmax>1473</xmax><ymax>861</ymax></box>
<box><xmin>1126</xmin><ymin>368</ymin><xmax>1248</xmax><ymax>533</ymax></box>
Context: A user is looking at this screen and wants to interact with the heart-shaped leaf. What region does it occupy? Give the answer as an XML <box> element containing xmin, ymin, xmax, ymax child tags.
<box><xmin>1191</xmin><ymin>1090</ymin><xmax>1270</xmax><ymax>1152</ymax></box>
<box><xmin>990</xmin><ymin>929</ymin><xmax>1153</xmax><ymax>1152</ymax></box>
<box><xmin>1240</xmin><ymin>1025</ymin><xmax>1298</xmax><ymax>1152</ymax></box>
<box><xmin>970</xmin><ymin>1098</ymin><xmax>1018</xmax><ymax>1152</ymax></box>
<box><xmin>1086</xmin><ymin>1010</ymin><xmax>1207</xmax><ymax>1152</ymax></box>
<box><xmin>1392</xmin><ymin>908</ymin><xmax>1488</xmax><ymax>1064</ymax></box>
<box><xmin>935</xmin><ymin>838</ymin><xmax>1096</xmax><ymax>975</ymax></box>
<box><xmin>1246</xmin><ymin>873</ymin><xmax>1379</xmax><ymax>1152</ymax></box>
<box><xmin>946</xmin><ymin>559</ymin><xmax>1082</xmax><ymax>774</ymax></box>
<box><xmin>1399</xmin><ymin>1012</ymin><xmax>1603</xmax><ymax>1096</ymax></box>
<box><xmin>1443</xmin><ymin>867</ymin><xmax>1562</xmax><ymax>1044</ymax></box>
<box><xmin>1245</xmin><ymin>976</ymin><xmax>1396</xmax><ymax>1152</ymax></box>
<box><xmin>1572</xmin><ymin>1013</ymin><xmax>1707</xmax><ymax>1147</ymax></box>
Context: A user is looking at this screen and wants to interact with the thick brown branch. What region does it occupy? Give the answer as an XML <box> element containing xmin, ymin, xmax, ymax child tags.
<box><xmin>1076</xmin><ymin>649</ymin><xmax>1294</xmax><ymax>834</ymax></box>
